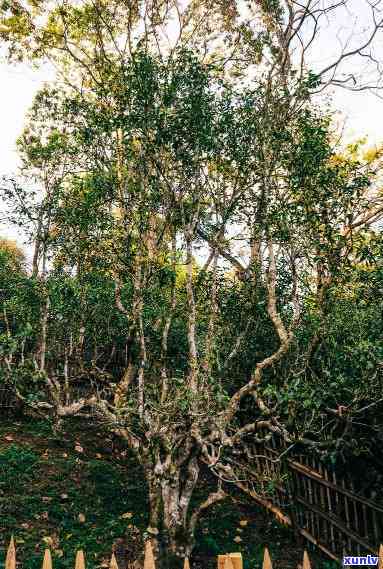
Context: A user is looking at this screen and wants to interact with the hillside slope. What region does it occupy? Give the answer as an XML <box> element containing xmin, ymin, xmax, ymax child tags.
<box><xmin>0</xmin><ymin>418</ymin><xmax>335</xmax><ymax>569</ymax></box>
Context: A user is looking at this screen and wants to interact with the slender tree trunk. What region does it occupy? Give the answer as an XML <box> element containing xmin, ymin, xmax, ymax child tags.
<box><xmin>39</xmin><ymin>295</ymin><xmax>50</xmax><ymax>372</ymax></box>
<box><xmin>185</xmin><ymin>234</ymin><xmax>198</xmax><ymax>392</ymax></box>
<box><xmin>31</xmin><ymin>234</ymin><xmax>42</xmax><ymax>278</ymax></box>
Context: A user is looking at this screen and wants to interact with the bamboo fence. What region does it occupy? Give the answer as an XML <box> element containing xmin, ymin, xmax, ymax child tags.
<box><xmin>239</xmin><ymin>442</ymin><xmax>383</xmax><ymax>563</ymax></box>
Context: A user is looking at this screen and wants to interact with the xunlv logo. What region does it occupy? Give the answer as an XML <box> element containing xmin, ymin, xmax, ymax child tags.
<box><xmin>343</xmin><ymin>556</ymin><xmax>379</xmax><ymax>566</ymax></box>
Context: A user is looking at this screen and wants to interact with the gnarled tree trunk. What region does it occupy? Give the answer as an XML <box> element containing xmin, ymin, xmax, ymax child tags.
<box><xmin>144</xmin><ymin>455</ymin><xmax>200</xmax><ymax>567</ymax></box>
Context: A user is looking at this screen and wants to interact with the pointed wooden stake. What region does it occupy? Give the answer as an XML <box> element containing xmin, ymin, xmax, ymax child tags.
<box><xmin>5</xmin><ymin>536</ymin><xmax>16</xmax><ymax>569</ymax></box>
<box><xmin>42</xmin><ymin>549</ymin><xmax>53</xmax><ymax>569</ymax></box>
<box><xmin>75</xmin><ymin>550</ymin><xmax>85</xmax><ymax>569</ymax></box>
<box><xmin>302</xmin><ymin>550</ymin><xmax>311</xmax><ymax>569</ymax></box>
<box><xmin>143</xmin><ymin>541</ymin><xmax>156</xmax><ymax>569</ymax></box>
<box><xmin>378</xmin><ymin>544</ymin><xmax>383</xmax><ymax>569</ymax></box>
<box><xmin>183</xmin><ymin>558</ymin><xmax>190</xmax><ymax>569</ymax></box>
<box><xmin>109</xmin><ymin>553</ymin><xmax>119</xmax><ymax>569</ymax></box>
<box><xmin>262</xmin><ymin>548</ymin><xmax>273</xmax><ymax>569</ymax></box>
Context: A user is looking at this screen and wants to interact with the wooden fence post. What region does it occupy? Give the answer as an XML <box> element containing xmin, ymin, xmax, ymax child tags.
<box><xmin>5</xmin><ymin>537</ymin><xmax>16</xmax><ymax>569</ymax></box>
<box><xmin>218</xmin><ymin>553</ymin><xmax>242</xmax><ymax>569</ymax></box>
<box><xmin>262</xmin><ymin>548</ymin><xmax>273</xmax><ymax>569</ymax></box>
<box><xmin>75</xmin><ymin>551</ymin><xmax>85</xmax><ymax>569</ymax></box>
<box><xmin>302</xmin><ymin>550</ymin><xmax>311</xmax><ymax>569</ymax></box>
<box><xmin>223</xmin><ymin>556</ymin><xmax>235</xmax><ymax>569</ymax></box>
<box><xmin>42</xmin><ymin>549</ymin><xmax>52</xmax><ymax>569</ymax></box>
<box><xmin>227</xmin><ymin>553</ymin><xmax>242</xmax><ymax>569</ymax></box>
<box><xmin>143</xmin><ymin>541</ymin><xmax>156</xmax><ymax>569</ymax></box>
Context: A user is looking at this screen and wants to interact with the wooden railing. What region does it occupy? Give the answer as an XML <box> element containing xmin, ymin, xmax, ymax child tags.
<box><xmin>237</xmin><ymin>443</ymin><xmax>383</xmax><ymax>563</ymax></box>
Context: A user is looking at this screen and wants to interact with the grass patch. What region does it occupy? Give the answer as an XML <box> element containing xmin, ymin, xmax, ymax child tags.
<box><xmin>0</xmin><ymin>419</ymin><xmax>147</xmax><ymax>569</ymax></box>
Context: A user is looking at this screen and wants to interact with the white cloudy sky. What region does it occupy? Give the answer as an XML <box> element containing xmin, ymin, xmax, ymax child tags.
<box><xmin>0</xmin><ymin>0</ymin><xmax>382</xmax><ymax>247</ymax></box>
<box><xmin>0</xmin><ymin>62</ymin><xmax>52</xmax><ymax>177</ymax></box>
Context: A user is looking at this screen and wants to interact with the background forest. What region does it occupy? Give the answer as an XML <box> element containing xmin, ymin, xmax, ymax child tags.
<box><xmin>0</xmin><ymin>1</ymin><xmax>382</xmax><ymax>568</ymax></box>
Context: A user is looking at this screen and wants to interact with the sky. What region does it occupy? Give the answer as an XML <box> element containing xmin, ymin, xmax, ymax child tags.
<box><xmin>0</xmin><ymin>0</ymin><xmax>382</xmax><ymax>248</ymax></box>
<box><xmin>0</xmin><ymin>61</ymin><xmax>54</xmax><ymax>245</ymax></box>
<box><xmin>0</xmin><ymin>63</ymin><xmax>50</xmax><ymax>177</ymax></box>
